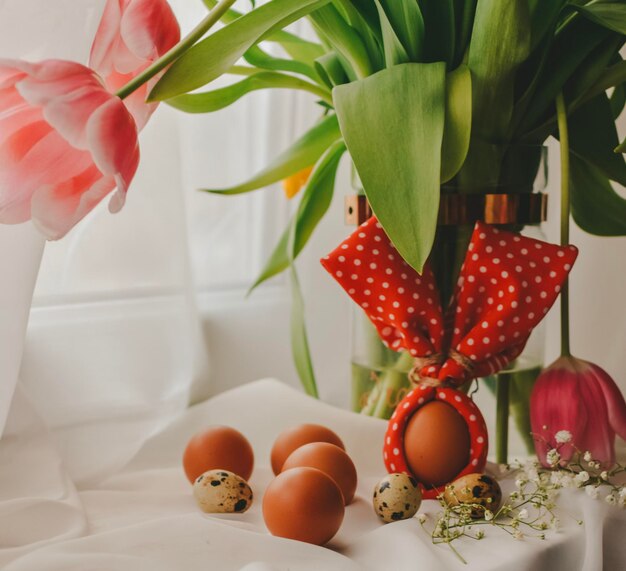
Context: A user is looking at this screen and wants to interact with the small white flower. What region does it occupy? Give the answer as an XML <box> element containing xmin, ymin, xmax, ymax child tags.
<box><xmin>555</xmin><ymin>430</ymin><xmax>572</xmax><ymax>443</ymax></box>
<box><xmin>550</xmin><ymin>471</ymin><xmax>562</xmax><ymax>485</ymax></box>
<box><xmin>606</xmin><ymin>493</ymin><xmax>617</xmax><ymax>506</ymax></box>
<box><xmin>417</xmin><ymin>513</ymin><xmax>427</xmax><ymax>523</ymax></box>
<box><xmin>484</xmin><ymin>510</ymin><xmax>494</xmax><ymax>521</ymax></box>
<box><xmin>518</xmin><ymin>508</ymin><xmax>529</xmax><ymax>520</ymax></box>
<box><xmin>560</xmin><ymin>474</ymin><xmax>574</xmax><ymax>488</ymax></box>
<box><xmin>515</xmin><ymin>478</ymin><xmax>526</xmax><ymax>488</ymax></box>
<box><xmin>546</xmin><ymin>449</ymin><xmax>560</xmax><ymax>467</ymax></box>
<box><xmin>476</xmin><ymin>530</ymin><xmax>485</xmax><ymax>539</ymax></box>
<box><xmin>600</xmin><ymin>471</ymin><xmax>609</xmax><ymax>481</ymax></box>
<box><xmin>575</xmin><ymin>471</ymin><xmax>590</xmax><ymax>486</ymax></box>
<box><xmin>585</xmin><ymin>485</ymin><xmax>599</xmax><ymax>499</ymax></box>
<box><xmin>513</xmin><ymin>530</ymin><xmax>524</xmax><ymax>540</ymax></box>
<box><xmin>583</xmin><ymin>451</ymin><xmax>592</xmax><ymax>462</ymax></box>
<box><xmin>619</xmin><ymin>487</ymin><xmax>626</xmax><ymax>499</ymax></box>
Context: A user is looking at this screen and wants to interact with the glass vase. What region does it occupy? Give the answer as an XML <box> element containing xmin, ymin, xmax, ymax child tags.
<box><xmin>349</xmin><ymin>145</ymin><xmax>549</xmax><ymax>463</ymax></box>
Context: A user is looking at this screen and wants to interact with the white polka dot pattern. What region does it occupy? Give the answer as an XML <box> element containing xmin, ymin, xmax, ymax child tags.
<box><xmin>321</xmin><ymin>217</ymin><xmax>578</xmax><ymax>386</ymax></box>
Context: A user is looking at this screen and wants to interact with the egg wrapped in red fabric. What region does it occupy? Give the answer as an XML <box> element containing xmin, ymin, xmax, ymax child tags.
<box><xmin>383</xmin><ymin>385</ymin><xmax>488</xmax><ymax>499</ymax></box>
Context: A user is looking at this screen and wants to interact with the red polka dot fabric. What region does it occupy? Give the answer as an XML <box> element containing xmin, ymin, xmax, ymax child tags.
<box><xmin>383</xmin><ymin>385</ymin><xmax>489</xmax><ymax>499</ymax></box>
<box><xmin>321</xmin><ymin>216</ymin><xmax>578</xmax><ymax>386</ymax></box>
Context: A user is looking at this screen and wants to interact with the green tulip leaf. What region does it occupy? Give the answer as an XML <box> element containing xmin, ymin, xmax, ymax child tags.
<box><xmin>441</xmin><ymin>64</ymin><xmax>472</xmax><ymax>183</ymax></box>
<box><xmin>150</xmin><ymin>0</ymin><xmax>330</xmax><ymax>100</ymax></box>
<box><xmin>570</xmin><ymin>154</ymin><xmax>626</xmax><ymax>236</ymax></box>
<box><xmin>249</xmin><ymin>141</ymin><xmax>346</xmax><ymax>292</ymax></box>
<box><xmin>373</xmin><ymin>0</ymin><xmax>410</xmax><ymax>67</ymax></box>
<box><xmin>201</xmin><ymin>0</ymin><xmax>325</xmax><ymax>66</ymax></box>
<box><xmin>568</xmin><ymin>93</ymin><xmax>626</xmax><ymax>186</ymax></box>
<box><xmin>167</xmin><ymin>71</ymin><xmax>330</xmax><ymax>113</ymax></box>
<box><xmin>577</xmin><ymin>1</ymin><xmax>626</xmax><ymax>35</ymax></box>
<box><xmin>201</xmin><ymin>114</ymin><xmax>341</xmax><ymax>195</ymax></box>
<box><xmin>289</xmin><ymin>264</ymin><xmax>318</xmax><ymax>397</ymax></box>
<box><xmin>315</xmin><ymin>52</ymin><xmax>350</xmax><ymax>88</ymax></box>
<box><xmin>243</xmin><ymin>44</ymin><xmax>320</xmax><ymax>82</ymax></box>
<box><xmin>334</xmin><ymin>62</ymin><xmax>446</xmax><ymax>272</ymax></box>
<box><xmin>374</xmin><ymin>0</ymin><xmax>424</xmax><ymax>64</ymax></box>
<box><xmin>420</xmin><ymin>0</ymin><xmax>455</xmax><ymax>66</ymax></box>
<box><xmin>309</xmin><ymin>4</ymin><xmax>373</xmax><ymax>79</ymax></box>
<box><xmin>468</xmin><ymin>0</ymin><xmax>531</xmax><ymax>140</ymax></box>
<box><xmin>611</xmin><ymin>83</ymin><xmax>626</xmax><ymax>119</ymax></box>
<box><xmin>452</xmin><ymin>0</ymin><xmax>477</xmax><ymax>66</ymax></box>
<box><xmin>516</xmin><ymin>17</ymin><xmax>609</xmax><ymax>135</ymax></box>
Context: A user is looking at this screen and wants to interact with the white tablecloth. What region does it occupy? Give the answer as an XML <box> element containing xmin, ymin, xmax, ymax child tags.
<box><xmin>1</xmin><ymin>379</ymin><xmax>624</xmax><ymax>570</ymax></box>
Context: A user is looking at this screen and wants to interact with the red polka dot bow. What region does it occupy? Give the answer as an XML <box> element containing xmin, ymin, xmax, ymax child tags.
<box><xmin>321</xmin><ymin>217</ymin><xmax>578</xmax><ymax>387</ymax></box>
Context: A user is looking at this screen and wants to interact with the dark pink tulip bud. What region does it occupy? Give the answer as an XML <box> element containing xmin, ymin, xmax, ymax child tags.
<box><xmin>530</xmin><ymin>356</ymin><xmax>626</xmax><ymax>467</ymax></box>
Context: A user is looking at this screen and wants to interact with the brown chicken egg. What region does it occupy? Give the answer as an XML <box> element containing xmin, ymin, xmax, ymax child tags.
<box><xmin>263</xmin><ymin>467</ymin><xmax>344</xmax><ymax>545</ymax></box>
<box><xmin>183</xmin><ymin>426</ymin><xmax>254</xmax><ymax>483</ymax></box>
<box><xmin>403</xmin><ymin>401</ymin><xmax>470</xmax><ymax>488</ymax></box>
<box><xmin>270</xmin><ymin>424</ymin><xmax>344</xmax><ymax>475</ymax></box>
<box><xmin>282</xmin><ymin>442</ymin><xmax>357</xmax><ymax>505</ymax></box>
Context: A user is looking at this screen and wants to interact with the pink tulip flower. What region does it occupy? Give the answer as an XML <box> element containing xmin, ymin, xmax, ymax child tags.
<box><xmin>90</xmin><ymin>0</ymin><xmax>180</xmax><ymax>130</ymax></box>
<box><xmin>0</xmin><ymin>60</ymin><xmax>139</xmax><ymax>239</ymax></box>
<box><xmin>530</xmin><ymin>355</ymin><xmax>626</xmax><ymax>468</ymax></box>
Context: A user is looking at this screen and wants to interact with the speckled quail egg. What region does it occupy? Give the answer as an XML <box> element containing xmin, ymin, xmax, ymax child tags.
<box><xmin>373</xmin><ymin>473</ymin><xmax>422</xmax><ymax>523</ymax></box>
<box><xmin>443</xmin><ymin>473</ymin><xmax>502</xmax><ymax>518</ymax></box>
<box><xmin>193</xmin><ymin>469</ymin><xmax>253</xmax><ymax>514</ymax></box>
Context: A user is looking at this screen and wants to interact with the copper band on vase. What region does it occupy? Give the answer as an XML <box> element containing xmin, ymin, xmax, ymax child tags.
<box><xmin>344</xmin><ymin>193</ymin><xmax>548</xmax><ymax>226</ymax></box>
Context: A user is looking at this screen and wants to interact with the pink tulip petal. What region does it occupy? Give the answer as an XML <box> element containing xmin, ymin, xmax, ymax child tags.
<box><xmin>89</xmin><ymin>0</ymin><xmax>124</xmax><ymax>74</ymax></box>
<box><xmin>589</xmin><ymin>362</ymin><xmax>626</xmax><ymax>442</ymax></box>
<box><xmin>42</xmin><ymin>86</ymin><xmax>111</xmax><ymax>150</ymax></box>
<box><xmin>86</xmin><ymin>96</ymin><xmax>139</xmax><ymax>187</ymax></box>
<box><xmin>576</xmin><ymin>363</ymin><xmax>615</xmax><ymax>466</ymax></box>
<box><xmin>530</xmin><ymin>357</ymin><xmax>588</xmax><ymax>466</ymax></box>
<box><xmin>31</xmin><ymin>166</ymin><xmax>114</xmax><ymax>240</ymax></box>
<box><xmin>17</xmin><ymin>63</ymin><xmax>101</xmax><ymax>110</ymax></box>
<box><xmin>0</xmin><ymin>104</ymin><xmax>42</xmax><ymax>146</ymax></box>
<box><xmin>120</xmin><ymin>0</ymin><xmax>179</xmax><ymax>61</ymax></box>
<box><xmin>89</xmin><ymin>0</ymin><xmax>179</xmax><ymax>129</ymax></box>
<box><xmin>0</xmin><ymin>58</ymin><xmax>141</xmax><ymax>238</ymax></box>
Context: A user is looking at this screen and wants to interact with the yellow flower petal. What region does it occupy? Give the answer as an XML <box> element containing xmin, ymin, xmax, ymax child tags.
<box><xmin>283</xmin><ymin>166</ymin><xmax>313</xmax><ymax>199</ymax></box>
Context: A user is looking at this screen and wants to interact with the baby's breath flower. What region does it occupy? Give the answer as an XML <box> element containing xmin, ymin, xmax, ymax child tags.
<box><xmin>600</xmin><ymin>471</ymin><xmax>608</xmax><ymax>481</ymax></box>
<box><xmin>546</xmin><ymin>449</ymin><xmax>560</xmax><ymax>467</ymax></box>
<box><xmin>518</xmin><ymin>508</ymin><xmax>529</xmax><ymax>520</ymax></box>
<box><xmin>476</xmin><ymin>530</ymin><xmax>485</xmax><ymax>540</ymax></box>
<box><xmin>575</xmin><ymin>471</ymin><xmax>590</xmax><ymax>486</ymax></box>
<box><xmin>513</xmin><ymin>530</ymin><xmax>524</xmax><ymax>540</ymax></box>
<box><xmin>583</xmin><ymin>451</ymin><xmax>592</xmax><ymax>462</ymax></box>
<box><xmin>417</xmin><ymin>513</ymin><xmax>427</xmax><ymax>524</ymax></box>
<box><xmin>560</xmin><ymin>474</ymin><xmax>574</xmax><ymax>488</ymax></box>
<box><xmin>585</xmin><ymin>485</ymin><xmax>599</xmax><ymax>499</ymax></box>
<box><xmin>619</xmin><ymin>487</ymin><xmax>626</xmax><ymax>499</ymax></box>
<box><xmin>605</xmin><ymin>493</ymin><xmax>617</xmax><ymax>506</ymax></box>
<box><xmin>515</xmin><ymin>478</ymin><xmax>526</xmax><ymax>488</ymax></box>
<box><xmin>550</xmin><ymin>471</ymin><xmax>562</xmax><ymax>485</ymax></box>
<box><xmin>555</xmin><ymin>430</ymin><xmax>572</xmax><ymax>443</ymax></box>
<box><xmin>484</xmin><ymin>510</ymin><xmax>494</xmax><ymax>521</ymax></box>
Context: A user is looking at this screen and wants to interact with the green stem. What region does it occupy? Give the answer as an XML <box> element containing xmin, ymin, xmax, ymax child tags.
<box><xmin>555</xmin><ymin>93</ymin><xmax>571</xmax><ymax>357</ymax></box>
<box><xmin>370</xmin><ymin>351</ymin><xmax>414</xmax><ymax>419</ymax></box>
<box><xmin>115</xmin><ymin>0</ymin><xmax>238</xmax><ymax>100</ymax></box>
<box><xmin>495</xmin><ymin>375</ymin><xmax>510</xmax><ymax>464</ymax></box>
